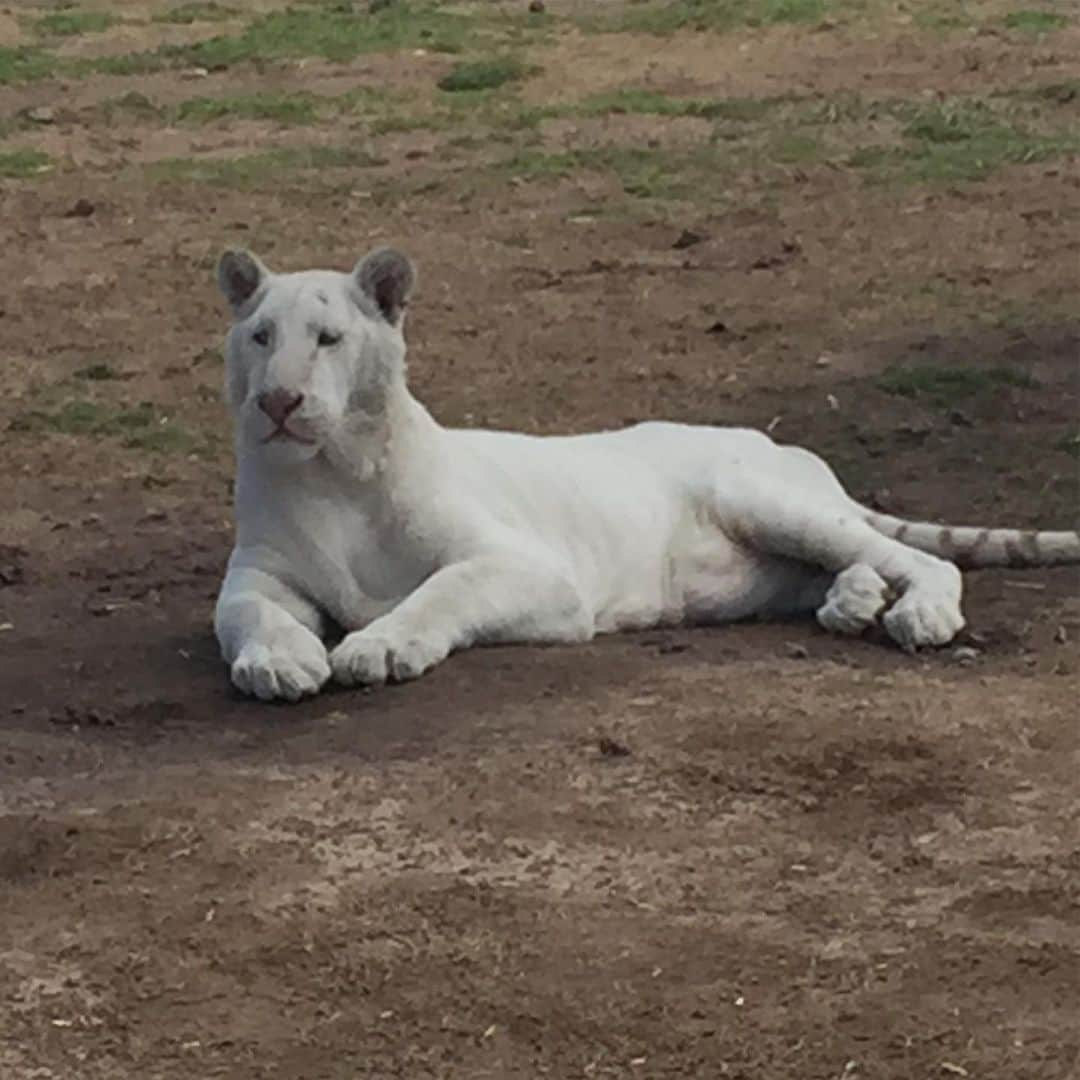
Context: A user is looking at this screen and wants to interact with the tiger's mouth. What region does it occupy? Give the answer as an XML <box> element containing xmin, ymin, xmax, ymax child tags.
<box><xmin>261</xmin><ymin>424</ymin><xmax>317</xmax><ymax>446</ymax></box>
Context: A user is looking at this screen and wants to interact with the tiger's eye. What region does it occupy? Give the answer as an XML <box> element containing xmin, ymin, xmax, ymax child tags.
<box><xmin>252</xmin><ymin>328</ymin><xmax>270</xmax><ymax>346</ymax></box>
<box><xmin>318</xmin><ymin>330</ymin><xmax>342</xmax><ymax>348</ymax></box>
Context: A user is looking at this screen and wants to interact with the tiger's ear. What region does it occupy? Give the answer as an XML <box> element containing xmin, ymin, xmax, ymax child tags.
<box><xmin>353</xmin><ymin>248</ymin><xmax>415</xmax><ymax>326</ymax></box>
<box><xmin>217</xmin><ymin>249</ymin><xmax>269</xmax><ymax>312</ymax></box>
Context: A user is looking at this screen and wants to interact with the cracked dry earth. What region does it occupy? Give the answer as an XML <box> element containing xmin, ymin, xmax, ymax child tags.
<box><xmin>2</xmin><ymin>1</ymin><xmax>1080</xmax><ymax>1077</ymax></box>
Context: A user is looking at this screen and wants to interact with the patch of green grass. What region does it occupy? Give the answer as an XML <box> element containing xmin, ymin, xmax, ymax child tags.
<box><xmin>10</xmin><ymin>400</ymin><xmax>109</xmax><ymax>436</ymax></box>
<box><xmin>576</xmin><ymin>87</ymin><xmax>778</xmax><ymax>122</ymax></box>
<box><xmin>770</xmin><ymin>131</ymin><xmax>823</xmax><ymax>164</ymax></box>
<box><xmin>0</xmin><ymin>149</ymin><xmax>52</xmax><ymax>178</ymax></box>
<box><xmin>80</xmin><ymin>52</ymin><xmax>171</xmax><ymax>77</ymax></box>
<box><xmin>1003</xmin><ymin>9</ymin><xmax>1068</xmax><ymax>33</ymax></box>
<box><xmin>849</xmin><ymin>101</ymin><xmax>1080</xmax><ymax>183</ymax></box>
<box><xmin>440</xmin><ymin>91</ymin><xmax>546</xmax><ymax>130</ymax></box>
<box><xmin>1023</xmin><ymin>79</ymin><xmax>1080</xmax><ymax>104</ymax></box>
<box><xmin>147</xmin><ymin>145</ymin><xmax>385</xmax><ymax>187</ymax></box>
<box><xmin>68</xmin><ymin>1</ymin><xmax>491</xmax><ymax>78</ymax></box>
<box><xmin>902</xmin><ymin>105</ymin><xmax>995</xmax><ymax>145</ymax></box>
<box><xmin>104</xmin><ymin>85</ymin><xmax>396</xmax><ymax>128</ymax></box>
<box><xmin>35</xmin><ymin>11</ymin><xmax>117</xmax><ymax>37</ymax></box>
<box><xmin>601</xmin><ymin>0</ymin><xmax>831</xmax><ymax>34</ymax></box>
<box><xmin>475</xmin><ymin>97</ymin><xmax>549</xmax><ymax>130</ymax></box>
<box><xmin>501</xmin><ymin>144</ymin><xmax>722</xmax><ymax>201</ymax></box>
<box><xmin>496</xmin><ymin>147</ymin><xmax>579</xmax><ymax>181</ymax></box>
<box><xmin>367</xmin><ymin>109</ymin><xmax>441</xmax><ymax>136</ymax></box>
<box><xmin>153</xmin><ymin>1</ymin><xmax>237</xmax><ymax>23</ymax></box>
<box><xmin>9</xmin><ymin>399</ymin><xmax>199</xmax><ymax>453</ymax></box>
<box><xmin>438</xmin><ymin>56</ymin><xmax>527</xmax><ymax>93</ymax></box>
<box><xmin>381</xmin><ymin>85</ymin><xmax>786</xmax><ymax>144</ymax></box>
<box><xmin>1055</xmin><ymin>431</ymin><xmax>1080</xmax><ymax>458</ymax></box>
<box><xmin>123</xmin><ymin>423</ymin><xmax>200</xmax><ymax>454</ymax></box>
<box><xmin>171</xmin><ymin>1</ymin><xmax>474</xmax><ymax>68</ymax></box>
<box><xmin>594</xmin><ymin>147</ymin><xmax>683</xmax><ymax>198</ymax></box>
<box><xmin>911</xmin><ymin>1</ymin><xmax>977</xmax><ymax>30</ymax></box>
<box><xmin>846</xmin><ymin>144</ymin><xmax>891</xmax><ymax>169</ymax></box>
<box><xmin>176</xmin><ymin>92</ymin><xmax>320</xmax><ymax>125</ymax></box>
<box><xmin>382</xmin><ymin>85</ymin><xmax>789</xmax><ymax>143</ymax></box>
<box><xmin>0</xmin><ymin>46</ymin><xmax>60</xmax><ymax>85</ymax></box>
<box><xmin>1001</xmin><ymin>79</ymin><xmax>1080</xmax><ymax>107</ymax></box>
<box><xmin>364</xmin><ymin>86</ymin><xmax>549</xmax><ymax>135</ymax></box>
<box><xmin>877</xmin><ymin>363</ymin><xmax>1037</xmax><ymax>406</ymax></box>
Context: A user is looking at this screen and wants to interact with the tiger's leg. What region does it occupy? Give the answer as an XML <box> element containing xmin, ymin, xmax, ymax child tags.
<box><xmin>216</xmin><ymin>563</ymin><xmax>331</xmax><ymax>702</ymax></box>
<box><xmin>711</xmin><ymin>452</ymin><xmax>964</xmax><ymax>649</ymax></box>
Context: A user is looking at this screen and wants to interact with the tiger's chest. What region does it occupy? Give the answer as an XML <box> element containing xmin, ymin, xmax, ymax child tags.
<box><xmin>303</xmin><ymin>505</ymin><xmax>437</xmax><ymax>629</ymax></box>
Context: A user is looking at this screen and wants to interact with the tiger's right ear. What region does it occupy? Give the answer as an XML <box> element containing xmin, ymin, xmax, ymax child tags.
<box><xmin>216</xmin><ymin>250</ymin><xmax>269</xmax><ymax>313</ymax></box>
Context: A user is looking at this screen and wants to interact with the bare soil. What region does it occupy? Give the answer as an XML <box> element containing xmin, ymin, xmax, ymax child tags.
<box><xmin>1</xmin><ymin>4</ymin><xmax>1079</xmax><ymax>1078</ymax></box>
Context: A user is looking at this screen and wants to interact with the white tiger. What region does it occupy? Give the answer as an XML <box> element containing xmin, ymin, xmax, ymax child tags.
<box><xmin>213</xmin><ymin>247</ymin><xmax>1080</xmax><ymax>702</ymax></box>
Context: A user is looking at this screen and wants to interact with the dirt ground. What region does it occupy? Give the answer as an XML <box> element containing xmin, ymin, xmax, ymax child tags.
<box><xmin>1</xmin><ymin>1</ymin><xmax>1079</xmax><ymax>1077</ymax></box>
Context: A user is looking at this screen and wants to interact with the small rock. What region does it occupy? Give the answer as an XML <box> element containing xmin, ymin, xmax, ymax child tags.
<box><xmin>88</xmin><ymin>601</ymin><xmax>127</xmax><ymax>617</ymax></box>
<box><xmin>1054</xmin><ymin>625</ymin><xmax>1068</xmax><ymax>645</ymax></box>
<box><xmin>815</xmin><ymin>353</ymin><xmax>832</xmax><ymax>368</ymax></box>
<box><xmin>952</xmin><ymin>646</ymin><xmax>980</xmax><ymax>665</ymax></box>
<box><xmin>863</xmin><ymin>488</ymin><xmax>897</xmax><ymax>513</ymax></box>
<box><xmin>657</xmin><ymin>640</ymin><xmax>690</xmax><ymax>655</ymax></box>
<box><xmin>528</xmin><ymin>0</ymin><xmax>546</xmax><ymax>10</ymax></box>
<box><xmin>786</xmin><ymin>642</ymin><xmax>810</xmax><ymax>659</ymax></box>
<box><xmin>705</xmin><ymin>320</ymin><xmax>729</xmax><ymax>335</ymax></box>
<box><xmin>26</xmin><ymin>106</ymin><xmax>55</xmax><ymax>125</ymax></box>
<box><xmin>597</xmin><ymin>736</ymin><xmax>631</xmax><ymax>758</ymax></box>
<box><xmin>672</xmin><ymin>228</ymin><xmax>706</xmax><ymax>250</ymax></box>
<box><xmin>751</xmin><ymin>253</ymin><xmax>781</xmax><ymax>270</ymax></box>
<box><xmin>0</xmin><ymin>545</ymin><xmax>25</xmax><ymax>586</ymax></box>
<box><xmin>64</xmin><ymin>198</ymin><xmax>95</xmax><ymax>219</ymax></box>
<box><xmin>939</xmin><ymin>1064</ymin><xmax>969</xmax><ymax>1079</ymax></box>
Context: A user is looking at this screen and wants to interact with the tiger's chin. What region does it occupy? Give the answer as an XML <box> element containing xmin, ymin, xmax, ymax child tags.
<box><xmin>254</xmin><ymin>433</ymin><xmax>323</xmax><ymax>466</ymax></box>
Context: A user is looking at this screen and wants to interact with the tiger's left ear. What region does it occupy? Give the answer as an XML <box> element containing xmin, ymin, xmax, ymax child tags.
<box><xmin>217</xmin><ymin>249</ymin><xmax>269</xmax><ymax>313</ymax></box>
<box><xmin>353</xmin><ymin>248</ymin><xmax>415</xmax><ymax>326</ymax></box>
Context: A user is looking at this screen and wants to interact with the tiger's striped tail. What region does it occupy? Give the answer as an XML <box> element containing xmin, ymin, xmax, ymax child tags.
<box><xmin>864</xmin><ymin>511</ymin><xmax>1080</xmax><ymax>568</ymax></box>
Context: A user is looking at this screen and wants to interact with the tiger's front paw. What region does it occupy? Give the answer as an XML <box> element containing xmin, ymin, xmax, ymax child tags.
<box><xmin>230</xmin><ymin>625</ymin><xmax>331</xmax><ymax>702</ymax></box>
<box><xmin>816</xmin><ymin>563</ymin><xmax>890</xmax><ymax>636</ymax></box>
<box><xmin>330</xmin><ymin>627</ymin><xmax>449</xmax><ymax>687</ymax></box>
<box><xmin>883</xmin><ymin>593</ymin><xmax>965</xmax><ymax>651</ymax></box>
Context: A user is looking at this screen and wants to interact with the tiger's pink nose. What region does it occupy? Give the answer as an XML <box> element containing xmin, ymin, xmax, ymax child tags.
<box><xmin>257</xmin><ymin>389</ymin><xmax>303</xmax><ymax>427</ymax></box>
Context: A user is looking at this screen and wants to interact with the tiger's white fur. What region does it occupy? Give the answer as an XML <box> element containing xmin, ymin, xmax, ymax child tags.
<box><xmin>213</xmin><ymin>248</ymin><xmax>1080</xmax><ymax>702</ymax></box>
